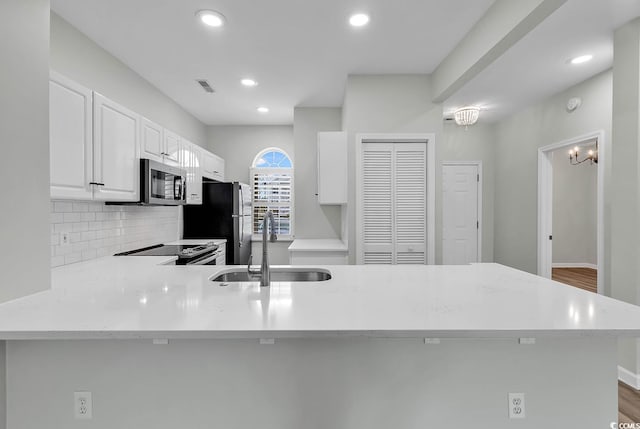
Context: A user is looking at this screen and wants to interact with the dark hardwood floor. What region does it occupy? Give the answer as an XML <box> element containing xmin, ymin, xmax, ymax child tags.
<box><xmin>619</xmin><ymin>381</ymin><xmax>640</xmax><ymax>423</ymax></box>
<box><xmin>552</xmin><ymin>267</ymin><xmax>597</xmax><ymax>293</ymax></box>
<box><xmin>552</xmin><ymin>267</ymin><xmax>640</xmax><ymax>423</ymax></box>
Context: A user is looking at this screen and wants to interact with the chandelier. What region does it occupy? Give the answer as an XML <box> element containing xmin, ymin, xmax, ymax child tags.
<box><xmin>454</xmin><ymin>107</ymin><xmax>480</xmax><ymax>128</ymax></box>
<box><xmin>568</xmin><ymin>141</ymin><xmax>598</xmax><ymax>165</ymax></box>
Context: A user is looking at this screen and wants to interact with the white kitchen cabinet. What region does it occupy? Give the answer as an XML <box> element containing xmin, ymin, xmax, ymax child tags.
<box><xmin>215</xmin><ymin>247</ymin><xmax>226</xmax><ymax>265</ymax></box>
<box><xmin>140</xmin><ymin>117</ymin><xmax>164</xmax><ymax>162</ymax></box>
<box><xmin>163</xmin><ymin>129</ymin><xmax>181</xmax><ymax>166</ymax></box>
<box><xmin>49</xmin><ymin>72</ymin><xmax>94</xmax><ymax>200</ymax></box>
<box><xmin>288</xmin><ymin>239</ymin><xmax>348</xmax><ymax>265</ymax></box>
<box><xmin>181</xmin><ymin>141</ymin><xmax>203</xmax><ymax>205</ymax></box>
<box><xmin>202</xmin><ymin>151</ymin><xmax>225</xmax><ymax>181</ymax></box>
<box><xmin>140</xmin><ymin>120</ymin><xmax>184</xmax><ymax>167</ymax></box>
<box><xmin>317</xmin><ymin>131</ymin><xmax>347</xmax><ymax>204</ymax></box>
<box><xmin>93</xmin><ymin>93</ymin><xmax>140</xmax><ymax>202</ymax></box>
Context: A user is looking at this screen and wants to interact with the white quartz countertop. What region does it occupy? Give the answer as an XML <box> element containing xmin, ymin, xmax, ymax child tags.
<box><xmin>288</xmin><ymin>239</ymin><xmax>348</xmax><ymax>252</ymax></box>
<box><xmin>1</xmin><ymin>258</ymin><xmax>640</xmax><ymax>340</ymax></box>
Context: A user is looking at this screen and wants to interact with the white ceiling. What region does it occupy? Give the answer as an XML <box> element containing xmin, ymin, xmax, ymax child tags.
<box><xmin>51</xmin><ymin>0</ymin><xmax>493</xmax><ymax>125</ymax></box>
<box><xmin>444</xmin><ymin>0</ymin><xmax>640</xmax><ymax>122</ymax></box>
<box><xmin>51</xmin><ymin>0</ymin><xmax>640</xmax><ymax>126</ymax></box>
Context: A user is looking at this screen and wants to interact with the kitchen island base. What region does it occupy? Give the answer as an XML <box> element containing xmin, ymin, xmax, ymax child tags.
<box><xmin>6</xmin><ymin>337</ymin><xmax>617</xmax><ymax>428</ymax></box>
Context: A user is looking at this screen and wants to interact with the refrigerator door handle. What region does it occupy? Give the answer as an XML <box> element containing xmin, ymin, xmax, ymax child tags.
<box><xmin>239</xmin><ymin>214</ymin><xmax>244</xmax><ymax>246</ymax></box>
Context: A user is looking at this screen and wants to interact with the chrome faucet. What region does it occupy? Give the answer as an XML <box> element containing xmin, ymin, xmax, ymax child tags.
<box><xmin>247</xmin><ymin>211</ymin><xmax>277</xmax><ymax>286</ymax></box>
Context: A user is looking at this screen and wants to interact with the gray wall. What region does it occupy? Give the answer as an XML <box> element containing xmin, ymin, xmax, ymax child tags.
<box><xmin>208</xmin><ymin>125</ymin><xmax>294</xmax><ymax>264</ymax></box>
<box><xmin>551</xmin><ymin>147</ymin><xmax>597</xmax><ymax>266</ymax></box>
<box><xmin>6</xmin><ymin>338</ymin><xmax>618</xmax><ymax>428</ymax></box>
<box><xmin>611</xmin><ymin>18</ymin><xmax>640</xmax><ymax>379</ymax></box>
<box><xmin>342</xmin><ymin>75</ymin><xmax>443</xmax><ymax>264</ymax></box>
<box><xmin>293</xmin><ymin>107</ymin><xmax>343</xmax><ymax>239</ymax></box>
<box><xmin>493</xmin><ymin>70</ymin><xmax>612</xmax><ymax>291</ymax></box>
<box><xmin>342</xmin><ymin>75</ymin><xmax>496</xmax><ymax>264</ymax></box>
<box><xmin>50</xmin><ymin>13</ymin><xmax>207</xmax><ymax>147</ymax></box>
<box><xmin>0</xmin><ymin>0</ymin><xmax>51</xmax><ymax>305</ymax></box>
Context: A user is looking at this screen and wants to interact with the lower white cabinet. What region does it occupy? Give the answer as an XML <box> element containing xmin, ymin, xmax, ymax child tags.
<box><xmin>288</xmin><ymin>239</ymin><xmax>348</xmax><ymax>265</ymax></box>
<box><xmin>215</xmin><ymin>248</ymin><xmax>226</xmax><ymax>265</ymax></box>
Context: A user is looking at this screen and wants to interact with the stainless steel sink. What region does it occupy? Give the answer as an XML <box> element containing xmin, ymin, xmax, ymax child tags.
<box><xmin>211</xmin><ymin>267</ymin><xmax>332</xmax><ymax>283</ymax></box>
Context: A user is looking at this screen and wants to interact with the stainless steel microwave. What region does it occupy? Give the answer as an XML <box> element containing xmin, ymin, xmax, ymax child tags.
<box><xmin>140</xmin><ymin>158</ymin><xmax>186</xmax><ymax>205</ymax></box>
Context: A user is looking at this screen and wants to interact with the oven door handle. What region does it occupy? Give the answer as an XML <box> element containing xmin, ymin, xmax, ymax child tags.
<box><xmin>186</xmin><ymin>251</ymin><xmax>219</xmax><ymax>265</ymax></box>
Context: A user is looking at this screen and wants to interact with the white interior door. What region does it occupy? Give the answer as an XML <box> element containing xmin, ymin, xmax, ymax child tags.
<box><xmin>394</xmin><ymin>144</ymin><xmax>427</xmax><ymax>264</ymax></box>
<box><xmin>442</xmin><ymin>164</ymin><xmax>479</xmax><ymax>264</ymax></box>
<box><xmin>362</xmin><ymin>143</ymin><xmax>394</xmax><ymax>264</ymax></box>
<box><xmin>361</xmin><ymin>142</ymin><xmax>427</xmax><ymax>264</ymax></box>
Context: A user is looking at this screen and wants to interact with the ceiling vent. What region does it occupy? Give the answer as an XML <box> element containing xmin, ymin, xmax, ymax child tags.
<box><xmin>196</xmin><ymin>79</ymin><xmax>215</xmax><ymax>93</ymax></box>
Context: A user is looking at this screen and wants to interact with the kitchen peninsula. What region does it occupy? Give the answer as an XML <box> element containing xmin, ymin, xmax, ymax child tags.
<box><xmin>3</xmin><ymin>259</ymin><xmax>640</xmax><ymax>427</ymax></box>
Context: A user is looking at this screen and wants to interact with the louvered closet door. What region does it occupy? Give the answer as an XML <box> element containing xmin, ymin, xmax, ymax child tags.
<box><xmin>362</xmin><ymin>143</ymin><xmax>394</xmax><ymax>264</ymax></box>
<box><xmin>362</xmin><ymin>142</ymin><xmax>427</xmax><ymax>264</ymax></box>
<box><xmin>394</xmin><ymin>143</ymin><xmax>427</xmax><ymax>264</ymax></box>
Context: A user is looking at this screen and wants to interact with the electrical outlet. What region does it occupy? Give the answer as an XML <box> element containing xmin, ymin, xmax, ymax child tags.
<box><xmin>74</xmin><ymin>391</ymin><xmax>92</xmax><ymax>419</ymax></box>
<box><xmin>61</xmin><ymin>232</ymin><xmax>70</xmax><ymax>246</ymax></box>
<box><xmin>508</xmin><ymin>393</ymin><xmax>525</xmax><ymax>419</ymax></box>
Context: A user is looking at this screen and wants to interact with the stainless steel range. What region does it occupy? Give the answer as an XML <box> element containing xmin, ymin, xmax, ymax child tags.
<box><xmin>115</xmin><ymin>242</ymin><xmax>221</xmax><ymax>265</ymax></box>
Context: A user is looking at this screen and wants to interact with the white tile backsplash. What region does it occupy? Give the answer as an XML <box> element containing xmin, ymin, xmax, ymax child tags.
<box><xmin>50</xmin><ymin>200</ymin><xmax>179</xmax><ymax>267</ymax></box>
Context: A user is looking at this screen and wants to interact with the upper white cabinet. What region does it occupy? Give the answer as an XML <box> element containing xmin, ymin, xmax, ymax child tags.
<box><xmin>93</xmin><ymin>93</ymin><xmax>140</xmax><ymax>202</ymax></box>
<box><xmin>140</xmin><ymin>118</ymin><xmax>164</xmax><ymax>162</ymax></box>
<box><xmin>317</xmin><ymin>131</ymin><xmax>347</xmax><ymax>204</ymax></box>
<box><xmin>49</xmin><ymin>72</ymin><xmax>94</xmax><ymax>200</ymax></box>
<box><xmin>202</xmin><ymin>151</ymin><xmax>225</xmax><ymax>181</ymax></box>
<box><xmin>140</xmin><ymin>119</ymin><xmax>182</xmax><ymax>167</ymax></box>
<box><xmin>163</xmin><ymin>129</ymin><xmax>181</xmax><ymax>166</ymax></box>
<box><xmin>49</xmin><ymin>73</ymin><xmax>225</xmax><ymax>203</ymax></box>
<box><xmin>181</xmin><ymin>141</ymin><xmax>203</xmax><ymax>205</ymax></box>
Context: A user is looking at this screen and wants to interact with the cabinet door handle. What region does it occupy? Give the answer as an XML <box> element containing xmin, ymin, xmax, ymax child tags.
<box><xmin>89</xmin><ymin>182</ymin><xmax>105</xmax><ymax>186</ymax></box>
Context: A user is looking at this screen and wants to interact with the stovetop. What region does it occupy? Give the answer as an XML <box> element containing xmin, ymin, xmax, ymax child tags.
<box><xmin>115</xmin><ymin>242</ymin><xmax>218</xmax><ymax>259</ymax></box>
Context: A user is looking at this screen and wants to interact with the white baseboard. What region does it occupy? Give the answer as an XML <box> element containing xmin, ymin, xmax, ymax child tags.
<box><xmin>619</xmin><ymin>366</ymin><xmax>640</xmax><ymax>390</ymax></box>
<box><xmin>552</xmin><ymin>262</ymin><xmax>597</xmax><ymax>270</ymax></box>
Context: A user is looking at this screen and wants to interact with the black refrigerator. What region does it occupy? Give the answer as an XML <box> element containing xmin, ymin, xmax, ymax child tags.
<box><xmin>183</xmin><ymin>181</ymin><xmax>252</xmax><ymax>265</ymax></box>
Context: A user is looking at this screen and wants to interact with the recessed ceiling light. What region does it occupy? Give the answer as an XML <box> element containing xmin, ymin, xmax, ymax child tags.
<box><xmin>196</xmin><ymin>10</ymin><xmax>225</xmax><ymax>27</ymax></box>
<box><xmin>241</xmin><ymin>78</ymin><xmax>258</xmax><ymax>87</ymax></box>
<box><xmin>570</xmin><ymin>54</ymin><xmax>593</xmax><ymax>65</ymax></box>
<box><xmin>349</xmin><ymin>13</ymin><xmax>370</xmax><ymax>27</ymax></box>
<box><xmin>257</xmin><ymin>106</ymin><xmax>269</xmax><ymax>113</ymax></box>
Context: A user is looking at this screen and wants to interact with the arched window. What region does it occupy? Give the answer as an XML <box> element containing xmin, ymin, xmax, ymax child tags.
<box><xmin>251</xmin><ymin>148</ymin><xmax>294</xmax><ymax>237</ymax></box>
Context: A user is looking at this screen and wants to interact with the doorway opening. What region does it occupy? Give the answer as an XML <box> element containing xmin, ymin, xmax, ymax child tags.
<box><xmin>537</xmin><ymin>130</ymin><xmax>605</xmax><ymax>294</ymax></box>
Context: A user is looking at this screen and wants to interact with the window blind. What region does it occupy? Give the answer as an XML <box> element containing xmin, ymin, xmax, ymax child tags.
<box><xmin>251</xmin><ymin>168</ymin><xmax>293</xmax><ymax>236</ymax></box>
